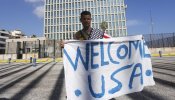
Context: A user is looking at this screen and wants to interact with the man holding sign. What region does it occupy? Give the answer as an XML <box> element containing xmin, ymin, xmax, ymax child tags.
<box><xmin>63</xmin><ymin>36</ymin><xmax>155</xmax><ymax>100</ymax></box>
<box><xmin>63</xmin><ymin>11</ymin><xmax>155</xmax><ymax>100</ymax></box>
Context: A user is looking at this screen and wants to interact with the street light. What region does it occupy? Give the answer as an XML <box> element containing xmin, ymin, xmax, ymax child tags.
<box><xmin>53</xmin><ymin>33</ymin><xmax>56</xmax><ymax>62</ymax></box>
<box><xmin>37</xmin><ymin>39</ymin><xmax>40</xmax><ymax>58</ymax></box>
<box><xmin>35</xmin><ymin>40</ymin><xmax>36</xmax><ymax>58</ymax></box>
<box><xmin>11</xmin><ymin>40</ymin><xmax>13</xmax><ymax>59</ymax></box>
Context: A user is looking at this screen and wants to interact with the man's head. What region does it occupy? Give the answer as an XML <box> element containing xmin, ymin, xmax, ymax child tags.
<box><xmin>80</xmin><ymin>11</ymin><xmax>92</xmax><ymax>30</ymax></box>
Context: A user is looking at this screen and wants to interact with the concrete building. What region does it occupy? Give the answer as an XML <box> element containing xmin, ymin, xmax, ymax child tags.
<box><xmin>5</xmin><ymin>37</ymin><xmax>45</xmax><ymax>59</ymax></box>
<box><xmin>3</xmin><ymin>37</ymin><xmax>62</xmax><ymax>60</ymax></box>
<box><xmin>10</xmin><ymin>30</ymin><xmax>27</xmax><ymax>39</ymax></box>
<box><xmin>0</xmin><ymin>29</ymin><xmax>10</xmax><ymax>54</ymax></box>
<box><xmin>44</xmin><ymin>0</ymin><xmax>127</xmax><ymax>40</ymax></box>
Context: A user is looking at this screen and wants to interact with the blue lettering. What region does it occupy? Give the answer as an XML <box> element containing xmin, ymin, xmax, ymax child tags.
<box><xmin>88</xmin><ymin>75</ymin><xmax>105</xmax><ymax>98</ymax></box>
<box><xmin>129</xmin><ymin>63</ymin><xmax>143</xmax><ymax>89</ymax></box>
<box><xmin>143</xmin><ymin>41</ymin><xmax>151</xmax><ymax>58</ymax></box>
<box><xmin>109</xmin><ymin>64</ymin><xmax>133</xmax><ymax>94</ymax></box>
<box><xmin>63</xmin><ymin>43</ymin><xmax>90</xmax><ymax>71</ymax></box>
<box><xmin>107</xmin><ymin>42</ymin><xmax>119</xmax><ymax>64</ymax></box>
<box><xmin>91</xmin><ymin>42</ymin><xmax>99</xmax><ymax>69</ymax></box>
<box><xmin>129</xmin><ymin>41</ymin><xmax>140</xmax><ymax>59</ymax></box>
<box><xmin>139</xmin><ymin>41</ymin><xmax>143</xmax><ymax>58</ymax></box>
<box><xmin>100</xmin><ymin>42</ymin><xmax>109</xmax><ymax>66</ymax></box>
<box><xmin>117</xmin><ymin>44</ymin><xmax>128</xmax><ymax>59</ymax></box>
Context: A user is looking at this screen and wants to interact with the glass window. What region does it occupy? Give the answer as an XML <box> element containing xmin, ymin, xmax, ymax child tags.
<box><xmin>76</xmin><ymin>24</ymin><xmax>78</xmax><ymax>30</ymax></box>
<box><xmin>72</xmin><ymin>25</ymin><xmax>74</xmax><ymax>31</ymax></box>
<box><xmin>51</xmin><ymin>26</ymin><xmax>53</xmax><ymax>33</ymax></box>
<box><xmin>60</xmin><ymin>4</ymin><xmax>62</xmax><ymax>10</ymax></box>
<box><xmin>51</xmin><ymin>19</ymin><xmax>53</xmax><ymax>25</ymax></box>
<box><xmin>54</xmin><ymin>11</ymin><xmax>56</xmax><ymax>17</ymax></box>
<box><xmin>66</xmin><ymin>4</ymin><xmax>68</xmax><ymax>9</ymax></box>
<box><xmin>60</xmin><ymin>25</ymin><xmax>62</xmax><ymax>32</ymax></box>
<box><xmin>45</xmin><ymin>27</ymin><xmax>47</xmax><ymax>33</ymax></box>
<box><xmin>45</xmin><ymin>19</ymin><xmax>47</xmax><ymax>25</ymax></box>
<box><xmin>48</xmin><ymin>26</ymin><xmax>50</xmax><ymax>33</ymax></box>
<box><xmin>48</xmin><ymin>19</ymin><xmax>50</xmax><ymax>25</ymax></box>
<box><xmin>112</xmin><ymin>14</ymin><xmax>115</xmax><ymax>20</ymax></box>
<box><xmin>66</xmin><ymin>17</ymin><xmax>68</xmax><ymax>24</ymax></box>
<box><xmin>54</xmin><ymin>26</ymin><xmax>56</xmax><ymax>32</ymax></box>
<box><xmin>63</xmin><ymin>25</ymin><xmax>65</xmax><ymax>31</ymax></box>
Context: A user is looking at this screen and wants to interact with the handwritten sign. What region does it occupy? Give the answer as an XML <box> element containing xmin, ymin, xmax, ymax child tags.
<box><xmin>63</xmin><ymin>35</ymin><xmax>155</xmax><ymax>100</ymax></box>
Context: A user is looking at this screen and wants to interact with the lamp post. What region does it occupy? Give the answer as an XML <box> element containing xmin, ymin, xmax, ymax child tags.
<box><xmin>35</xmin><ymin>40</ymin><xmax>36</xmax><ymax>57</ymax></box>
<box><xmin>53</xmin><ymin>33</ymin><xmax>56</xmax><ymax>62</ymax></box>
<box><xmin>37</xmin><ymin>39</ymin><xmax>40</xmax><ymax>58</ymax></box>
<box><xmin>11</xmin><ymin>40</ymin><xmax>13</xmax><ymax>59</ymax></box>
<box><xmin>33</xmin><ymin>39</ymin><xmax>37</xmax><ymax>66</ymax></box>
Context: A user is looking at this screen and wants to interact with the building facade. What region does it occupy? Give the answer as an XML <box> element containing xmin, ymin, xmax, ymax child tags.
<box><xmin>5</xmin><ymin>37</ymin><xmax>62</xmax><ymax>59</ymax></box>
<box><xmin>44</xmin><ymin>0</ymin><xmax>127</xmax><ymax>40</ymax></box>
<box><xmin>10</xmin><ymin>30</ymin><xmax>27</xmax><ymax>39</ymax></box>
<box><xmin>0</xmin><ymin>30</ymin><xmax>10</xmax><ymax>54</ymax></box>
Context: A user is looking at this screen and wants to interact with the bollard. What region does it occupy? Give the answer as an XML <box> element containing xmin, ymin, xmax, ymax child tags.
<box><xmin>33</xmin><ymin>57</ymin><xmax>37</xmax><ymax>66</ymax></box>
<box><xmin>8</xmin><ymin>58</ymin><xmax>11</xmax><ymax>64</ymax></box>
<box><xmin>159</xmin><ymin>50</ymin><xmax>162</xmax><ymax>57</ymax></box>
<box><xmin>53</xmin><ymin>56</ymin><xmax>55</xmax><ymax>62</ymax></box>
<box><xmin>30</xmin><ymin>57</ymin><xmax>32</xmax><ymax>63</ymax></box>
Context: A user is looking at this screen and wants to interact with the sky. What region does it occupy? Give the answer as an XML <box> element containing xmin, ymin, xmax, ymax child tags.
<box><xmin>0</xmin><ymin>0</ymin><xmax>175</xmax><ymax>37</ymax></box>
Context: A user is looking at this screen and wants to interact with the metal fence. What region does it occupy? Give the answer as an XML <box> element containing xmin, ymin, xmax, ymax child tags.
<box><xmin>5</xmin><ymin>33</ymin><xmax>175</xmax><ymax>59</ymax></box>
<box><xmin>143</xmin><ymin>33</ymin><xmax>175</xmax><ymax>48</ymax></box>
<box><xmin>23</xmin><ymin>40</ymin><xmax>62</xmax><ymax>58</ymax></box>
<box><xmin>6</xmin><ymin>40</ymin><xmax>62</xmax><ymax>58</ymax></box>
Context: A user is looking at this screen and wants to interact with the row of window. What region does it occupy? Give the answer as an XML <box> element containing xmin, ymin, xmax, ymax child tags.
<box><xmin>44</xmin><ymin>28</ymin><xmax>126</xmax><ymax>40</ymax></box>
<box><xmin>45</xmin><ymin>4</ymin><xmax>125</xmax><ymax>13</ymax></box>
<box><xmin>45</xmin><ymin>13</ymin><xmax>125</xmax><ymax>25</ymax></box>
<box><xmin>45</xmin><ymin>33</ymin><xmax>74</xmax><ymax>40</ymax></box>
<box><xmin>45</xmin><ymin>0</ymin><xmax>124</xmax><ymax>5</ymax></box>
<box><xmin>45</xmin><ymin>3</ymin><xmax>124</xmax><ymax>11</ymax></box>
<box><xmin>45</xmin><ymin>8</ymin><xmax>125</xmax><ymax>19</ymax></box>
<box><xmin>44</xmin><ymin>21</ymin><xmax>126</xmax><ymax>34</ymax></box>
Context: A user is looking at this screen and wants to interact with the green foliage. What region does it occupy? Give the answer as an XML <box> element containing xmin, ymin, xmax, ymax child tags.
<box><xmin>100</xmin><ymin>21</ymin><xmax>108</xmax><ymax>32</ymax></box>
<box><xmin>31</xmin><ymin>35</ymin><xmax>36</xmax><ymax>38</ymax></box>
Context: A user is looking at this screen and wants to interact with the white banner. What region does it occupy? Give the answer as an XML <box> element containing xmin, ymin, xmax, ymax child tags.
<box><xmin>63</xmin><ymin>35</ymin><xmax>155</xmax><ymax>100</ymax></box>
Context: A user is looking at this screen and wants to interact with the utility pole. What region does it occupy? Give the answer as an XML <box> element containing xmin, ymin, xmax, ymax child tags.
<box><xmin>150</xmin><ymin>10</ymin><xmax>154</xmax><ymax>35</ymax></box>
<box><xmin>150</xmin><ymin>10</ymin><xmax>154</xmax><ymax>48</ymax></box>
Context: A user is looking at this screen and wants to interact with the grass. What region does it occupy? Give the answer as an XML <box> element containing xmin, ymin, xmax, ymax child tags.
<box><xmin>151</xmin><ymin>53</ymin><xmax>175</xmax><ymax>57</ymax></box>
<box><xmin>1</xmin><ymin>53</ymin><xmax>175</xmax><ymax>63</ymax></box>
<box><xmin>0</xmin><ymin>58</ymin><xmax>63</xmax><ymax>63</ymax></box>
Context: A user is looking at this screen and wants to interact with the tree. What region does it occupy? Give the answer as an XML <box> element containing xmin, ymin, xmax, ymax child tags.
<box><xmin>100</xmin><ymin>21</ymin><xmax>108</xmax><ymax>32</ymax></box>
<box><xmin>31</xmin><ymin>34</ymin><xmax>36</xmax><ymax>38</ymax></box>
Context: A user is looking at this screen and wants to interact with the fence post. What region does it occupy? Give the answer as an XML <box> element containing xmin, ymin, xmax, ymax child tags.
<box><xmin>150</xmin><ymin>34</ymin><xmax>153</xmax><ymax>48</ymax></box>
<box><xmin>33</xmin><ymin>57</ymin><xmax>36</xmax><ymax>66</ymax></box>
<box><xmin>173</xmin><ymin>33</ymin><xmax>175</xmax><ymax>47</ymax></box>
<box><xmin>8</xmin><ymin>58</ymin><xmax>11</xmax><ymax>64</ymax></box>
<box><xmin>159</xmin><ymin>50</ymin><xmax>162</xmax><ymax>57</ymax></box>
<box><xmin>161</xmin><ymin>33</ymin><xmax>165</xmax><ymax>48</ymax></box>
<box><xmin>30</xmin><ymin>57</ymin><xmax>32</xmax><ymax>63</ymax></box>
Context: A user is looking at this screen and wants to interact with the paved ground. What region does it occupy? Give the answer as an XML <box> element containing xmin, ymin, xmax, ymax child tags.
<box><xmin>0</xmin><ymin>57</ymin><xmax>174</xmax><ymax>100</ymax></box>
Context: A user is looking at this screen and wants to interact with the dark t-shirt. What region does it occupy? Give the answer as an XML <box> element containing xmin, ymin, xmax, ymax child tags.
<box><xmin>74</xmin><ymin>28</ymin><xmax>104</xmax><ymax>40</ymax></box>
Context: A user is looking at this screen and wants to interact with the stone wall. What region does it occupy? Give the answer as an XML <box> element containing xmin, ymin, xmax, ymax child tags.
<box><xmin>0</xmin><ymin>54</ymin><xmax>17</xmax><ymax>60</ymax></box>
<box><xmin>149</xmin><ymin>47</ymin><xmax>175</xmax><ymax>56</ymax></box>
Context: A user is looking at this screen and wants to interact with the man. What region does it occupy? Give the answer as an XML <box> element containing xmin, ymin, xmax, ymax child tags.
<box><xmin>74</xmin><ymin>11</ymin><xmax>105</xmax><ymax>40</ymax></box>
<box><xmin>61</xmin><ymin>11</ymin><xmax>110</xmax><ymax>47</ymax></box>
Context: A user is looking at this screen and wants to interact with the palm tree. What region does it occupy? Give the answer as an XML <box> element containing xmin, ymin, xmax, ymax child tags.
<box><xmin>100</xmin><ymin>21</ymin><xmax>108</xmax><ymax>32</ymax></box>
